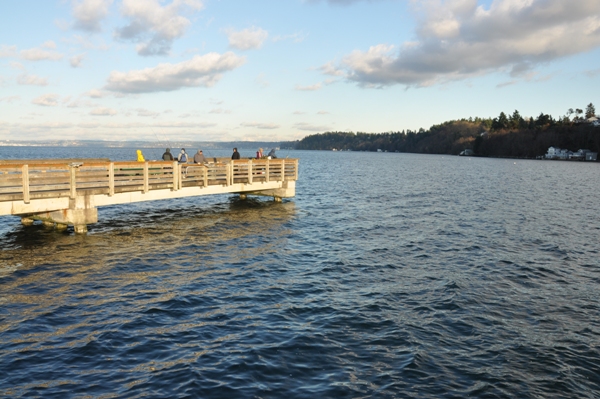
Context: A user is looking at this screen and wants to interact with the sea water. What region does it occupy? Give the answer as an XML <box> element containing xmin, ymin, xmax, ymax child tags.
<box><xmin>0</xmin><ymin>148</ymin><xmax>599</xmax><ymax>398</ymax></box>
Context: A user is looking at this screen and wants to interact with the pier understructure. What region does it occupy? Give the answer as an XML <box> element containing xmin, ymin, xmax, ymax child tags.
<box><xmin>0</xmin><ymin>158</ymin><xmax>298</xmax><ymax>233</ymax></box>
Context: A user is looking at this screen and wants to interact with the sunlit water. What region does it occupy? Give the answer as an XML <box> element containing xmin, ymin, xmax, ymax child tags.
<box><xmin>1</xmin><ymin>147</ymin><xmax>599</xmax><ymax>398</ymax></box>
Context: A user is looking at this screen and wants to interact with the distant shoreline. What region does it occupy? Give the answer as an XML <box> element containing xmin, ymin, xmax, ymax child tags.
<box><xmin>0</xmin><ymin>140</ymin><xmax>292</xmax><ymax>150</ymax></box>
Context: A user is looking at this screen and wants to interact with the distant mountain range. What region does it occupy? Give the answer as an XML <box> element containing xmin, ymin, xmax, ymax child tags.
<box><xmin>0</xmin><ymin>140</ymin><xmax>295</xmax><ymax>150</ymax></box>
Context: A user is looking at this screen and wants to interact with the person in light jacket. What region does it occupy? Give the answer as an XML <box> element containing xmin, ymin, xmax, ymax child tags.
<box><xmin>178</xmin><ymin>148</ymin><xmax>188</xmax><ymax>163</ymax></box>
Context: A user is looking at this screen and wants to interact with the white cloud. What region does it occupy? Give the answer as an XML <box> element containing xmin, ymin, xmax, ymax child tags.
<box><xmin>255</xmin><ymin>73</ymin><xmax>269</xmax><ymax>88</ymax></box>
<box><xmin>20</xmin><ymin>45</ymin><xmax>64</xmax><ymax>61</ymax></box>
<box><xmin>104</xmin><ymin>52</ymin><xmax>246</xmax><ymax>93</ymax></box>
<box><xmin>86</xmin><ymin>89</ymin><xmax>105</xmax><ymax>98</ymax></box>
<box><xmin>0</xmin><ymin>45</ymin><xmax>17</xmax><ymax>58</ymax></box>
<box><xmin>0</xmin><ymin>95</ymin><xmax>20</xmax><ymax>104</ymax></box>
<box><xmin>225</xmin><ymin>26</ymin><xmax>268</xmax><ymax>50</ymax></box>
<box><xmin>585</xmin><ymin>68</ymin><xmax>600</xmax><ymax>77</ymax></box>
<box><xmin>65</xmin><ymin>34</ymin><xmax>110</xmax><ymax>51</ymax></box>
<box><xmin>272</xmin><ymin>32</ymin><xmax>308</xmax><ymax>43</ymax></box>
<box><xmin>17</xmin><ymin>74</ymin><xmax>49</xmax><ymax>86</ymax></box>
<box><xmin>328</xmin><ymin>0</ymin><xmax>600</xmax><ymax>87</ymax></box>
<box><xmin>293</xmin><ymin>122</ymin><xmax>331</xmax><ymax>131</ymax></box>
<box><xmin>115</xmin><ymin>0</ymin><xmax>204</xmax><ymax>56</ymax></box>
<box><xmin>18</xmin><ymin>122</ymin><xmax>74</xmax><ymax>129</ymax></box>
<box><xmin>209</xmin><ymin>108</ymin><xmax>232</xmax><ymax>114</ymax></box>
<box><xmin>136</xmin><ymin>108</ymin><xmax>159</xmax><ymax>117</ymax></box>
<box><xmin>41</xmin><ymin>40</ymin><xmax>57</xmax><ymax>49</ymax></box>
<box><xmin>10</xmin><ymin>62</ymin><xmax>26</xmax><ymax>70</ymax></box>
<box><xmin>319</xmin><ymin>61</ymin><xmax>345</xmax><ymax>76</ymax></box>
<box><xmin>317</xmin><ymin>110</ymin><xmax>330</xmax><ymax>115</ymax></box>
<box><xmin>72</xmin><ymin>0</ymin><xmax>114</xmax><ymax>32</ymax></box>
<box><xmin>90</xmin><ymin>107</ymin><xmax>118</xmax><ymax>115</ymax></box>
<box><xmin>295</xmin><ymin>83</ymin><xmax>322</xmax><ymax>91</ymax></box>
<box><xmin>32</xmin><ymin>94</ymin><xmax>60</xmax><ymax>106</ymax></box>
<box><xmin>70</xmin><ymin>53</ymin><xmax>86</xmax><ymax>67</ymax></box>
<box><xmin>66</xmin><ymin>99</ymin><xmax>98</xmax><ymax>108</ymax></box>
<box><xmin>241</xmin><ymin>122</ymin><xmax>280</xmax><ymax>129</ymax></box>
<box><xmin>305</xmin><ymin>0</ymin><xmax>382</xmax><ymax>4</ymax></box>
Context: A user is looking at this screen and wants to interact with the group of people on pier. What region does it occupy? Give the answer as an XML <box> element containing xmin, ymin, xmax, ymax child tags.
<box><xmin>136</xmin><ymin>147</ymin><xmax>277</xmax><ymax>163</ymax></box>
<box><xmin>232</xmin><ymin>147</ymin><xmax>276</xmax><ymax>160</ymax></box>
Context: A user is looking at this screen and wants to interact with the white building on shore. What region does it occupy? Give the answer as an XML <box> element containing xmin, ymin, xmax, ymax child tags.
<box><xmin>545</xmin><ymin>147</ymin><xmax>597</xmax><ymax>161</ymax></box>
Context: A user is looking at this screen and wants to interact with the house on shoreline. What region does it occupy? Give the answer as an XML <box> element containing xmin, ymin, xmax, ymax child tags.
<box><xmin>545</xmin><ymin>147</ymin><xmax>598</xmax><ymax>161</ymax></box>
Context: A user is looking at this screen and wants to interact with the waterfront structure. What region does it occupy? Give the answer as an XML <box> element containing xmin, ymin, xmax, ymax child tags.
<box><xmin>544</xmin><ymin>147</ymin><xmax>597</xmax><ymax>161</ymax></box>
<box><xmin>0</xmin><ymin>158</ymin><xmax>298</xmax><ymax>233</ymax></box>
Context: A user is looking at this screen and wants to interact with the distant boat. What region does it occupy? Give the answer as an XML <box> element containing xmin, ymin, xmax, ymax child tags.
<box><xmin>459</xmin><ymin>149</ymin><xmax>474</xmax><ymax>156</ymax></box>
<box><xmin>377</xmin><ymin>149</ymin><xmax>382</xmax><ymax>152</ymax></box>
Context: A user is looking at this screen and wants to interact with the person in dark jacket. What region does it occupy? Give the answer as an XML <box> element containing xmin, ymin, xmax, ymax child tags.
<box><xmin>231</xmin><ymin>148</ymin><xmax>240</xmax><ymax>160</ymax></box>
<box><xmin>267</xmin><ymin>148</ymin><xmax>277</xmax><ymax>158</ymax></box>
<box><xmin>162</xmin><ymin>148</ymin><xmax>173</xmax><ymax>161</ymax></box>
<box><xmin>193</xmin><ymin>149</ymin><xmax>206</xmax><ymax>164</ymax></box>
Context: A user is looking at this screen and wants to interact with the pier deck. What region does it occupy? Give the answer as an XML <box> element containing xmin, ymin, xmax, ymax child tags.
<box><xmin>0</xmin><ymin>158</ymin><xmax>298</xmax><ymax>233</ymax></box>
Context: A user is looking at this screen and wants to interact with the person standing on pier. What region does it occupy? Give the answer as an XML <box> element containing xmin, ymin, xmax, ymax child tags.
<box><xmin>136</xmin><ymin>150</ymin><xmax>145</xmax><ymax>162</ymax></box>
<box><xmin>178</xmin><ymin>148</ymin><xmax>188</xmax><ymax>163</ymax></box>
<box><xmin>162</xmin><ymin>148</ymin><xmax>173</xmax><ymax>161</ymax></box>
<box><xmin>256</xmin><ymin>148</ymin><xmax>263</xmax><ymax>159</ymax></box>
<box><xmin>232</xmin><ymin>148</ymin><xmax>240</xmax><ymax>160</ymax></box>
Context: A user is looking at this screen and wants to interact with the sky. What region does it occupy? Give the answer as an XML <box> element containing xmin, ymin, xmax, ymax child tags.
<box><xmin>1</xmin><ymin>0</ymin><xmax>599</xmax><ymax>143</ymax></box>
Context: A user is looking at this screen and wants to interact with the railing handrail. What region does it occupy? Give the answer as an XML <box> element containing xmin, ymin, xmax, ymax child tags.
<box><xmin>0</xmin><ymin>158</ymin><xmax>299</xmax><ymax>204</ymax></box>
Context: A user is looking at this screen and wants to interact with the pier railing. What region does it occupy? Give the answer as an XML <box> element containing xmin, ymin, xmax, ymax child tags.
<box><xmin>0</xmin><ymin>159</ymin><xmax>299</xmax><ymax>204</ymax></box>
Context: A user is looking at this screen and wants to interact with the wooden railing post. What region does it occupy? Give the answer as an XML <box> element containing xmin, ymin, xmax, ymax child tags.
<box><xmin>109</xmin><ymin>162</ymin><xmax>115</xmax><ymax>196</ymax></box>
<box><xmin>281</xmin><ymin>159</ymin><xmax>285</xmax><ymax>181</ymax></box>
<box><xmin>203</xmin><ymin>165</ymin><xmax>208</xmax><ymax>187</ymax></box>
<box><xmin>227</xmin><ymin>162</ymin><xmax>232</xmax><ymax>186</ymax></box>
<box><xmin>69</xmin><ymin>165</ymin><xmax>77</xmax><ymax>199</ymax></box>
<box><xmin>294</xmin><ymin>159</ymin><xmax>299</xmax><ymax>180</ymax></box>
<box><xmin>143</xmin><ymin>161</ymin><xmax>149</xmax><ymax>193</ymax></box>
<box><xmin>172</xmin><ymin>161</ymin><xmax>178</xmax><ymax>190</ymax></box>
<box><xmin>265</xmin><ymin>159</ymin><xmax>269</xmax><ymax>183</ymax></box>
<box><xmin>248</xmin><ymin>160</ymin><xmax>253</xmax><ymax>184</ymax></box>
<box><xmin>22</xmin><ymin>164</ymin><xmax>30</xmax><ymax>204</ymax></box>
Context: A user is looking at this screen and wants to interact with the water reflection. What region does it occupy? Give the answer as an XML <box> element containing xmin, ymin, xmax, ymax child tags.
<box><xmin>0</xmin><ymin>197</ymin><xmax>296</xmax><ymax>303</ymax></box>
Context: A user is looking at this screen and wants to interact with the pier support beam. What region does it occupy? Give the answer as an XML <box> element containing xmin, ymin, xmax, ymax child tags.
<box><xmin>24</xmin><ymin>195</ymin><xmax>98</xmax><ymax>234</ymax></box>
<box><xmin>243</xmin><ymin>181</ymin><xmax>296</xmax><ymax>200</ymax></box>
<box><xmin>21</xmin><ymin>217</ymin><xmax>34</xmax><ymax>226</ymax></box>
<box><xmin>74</xmin><ymin>224</ymin><xmax>88</xmax><ymax>234</ymax></box>
<box><xmin>56</xmin><ymin>223</ymin><xmax>68</xmax><ymax>231</ymax></box>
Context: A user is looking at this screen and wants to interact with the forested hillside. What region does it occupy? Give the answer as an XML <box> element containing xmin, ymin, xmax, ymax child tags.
<box><xmin>291</xmin><ymin>104</ymin><xmax>600</xmax><ymax>158</ymax></box>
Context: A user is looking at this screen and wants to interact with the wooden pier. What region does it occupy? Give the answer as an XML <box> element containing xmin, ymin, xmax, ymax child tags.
<box><xmin>0</xmin><ymin>158</ymin><xmax>298</xmax><ymax>233</ymax></box>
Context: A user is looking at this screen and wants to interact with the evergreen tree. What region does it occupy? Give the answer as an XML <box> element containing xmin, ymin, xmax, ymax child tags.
<box><xmin>585</xmin><ymin>103</ymin><xmax>596</xmax><ymax>119</ymax></box>
<box><xmin>510</xmin><ymin>110</ymin><xmax>524</xmax><ymax>129</ymax></box>
<box><xmin>498</xmin><ymin>112</ymin><xmax>508</xmax><ymax>129</ymax></box>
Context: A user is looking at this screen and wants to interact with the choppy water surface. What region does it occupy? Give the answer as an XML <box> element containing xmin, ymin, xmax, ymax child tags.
<box><xmin>1</xmin><ymin>148</ymin><xmax>599</xmax><ymax>398</ymax></box>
